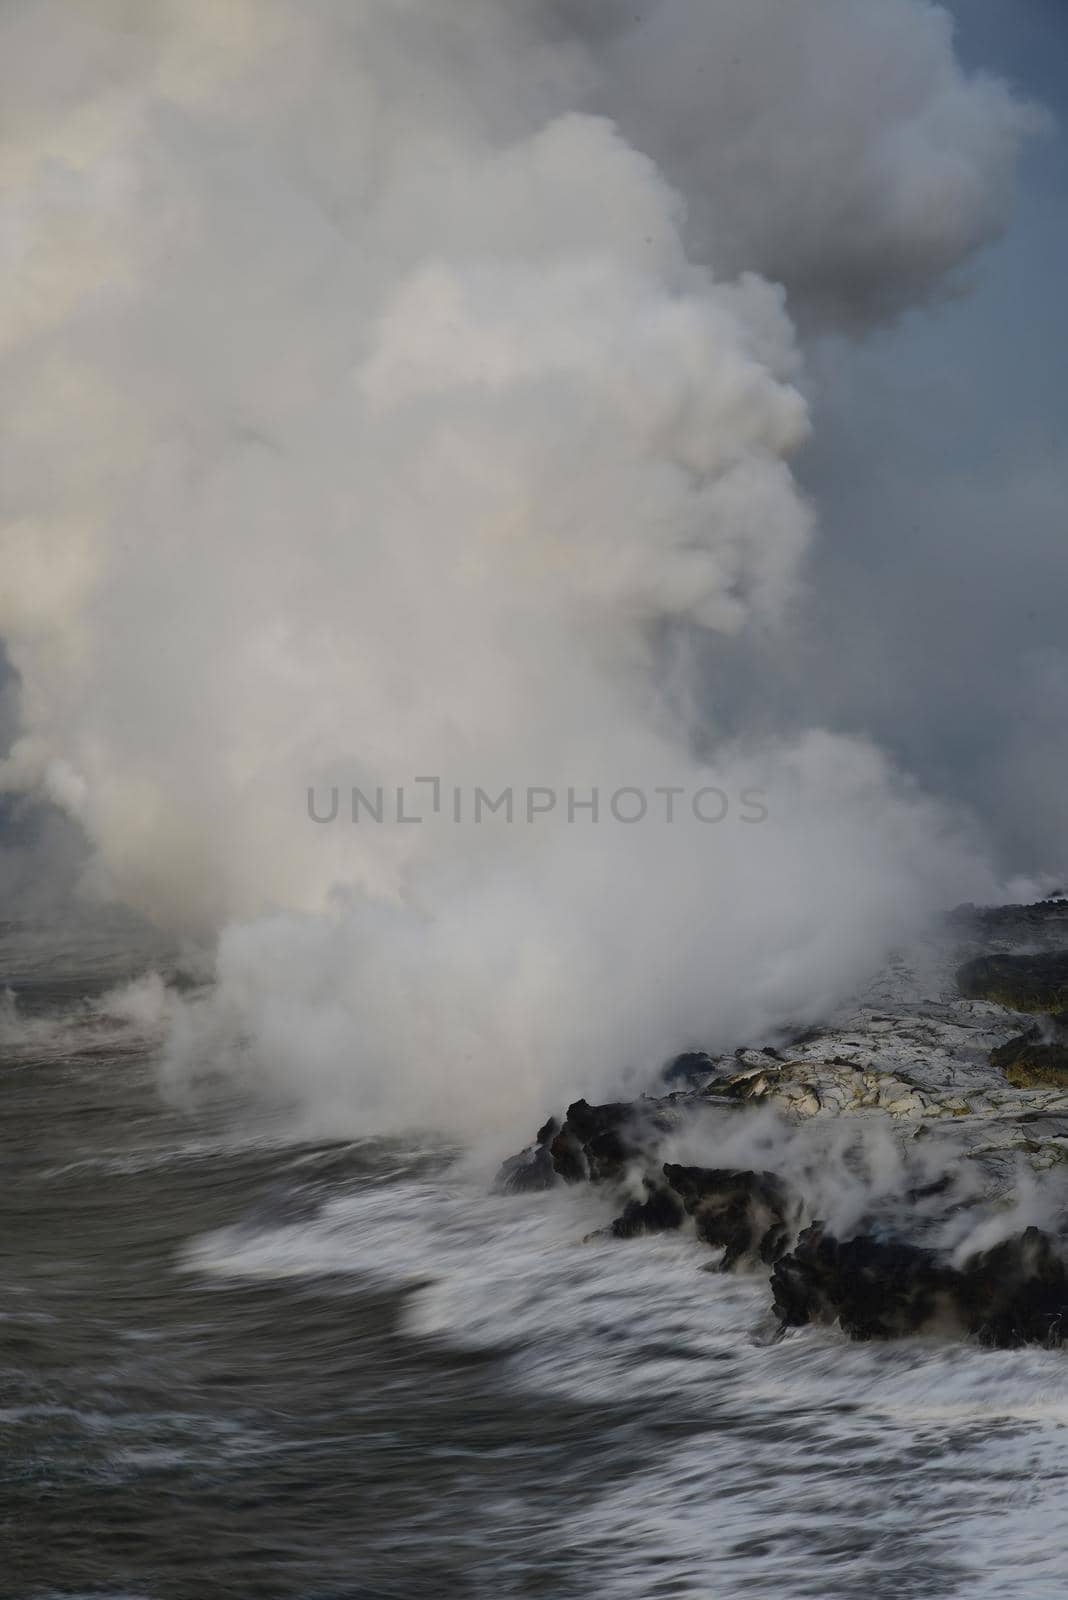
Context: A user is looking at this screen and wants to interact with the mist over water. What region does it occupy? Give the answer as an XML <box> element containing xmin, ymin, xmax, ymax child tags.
<box><xmin>0</xmin><ymin>1</ymin><xmax>1043</xmax><ymax>1138</ymax></box>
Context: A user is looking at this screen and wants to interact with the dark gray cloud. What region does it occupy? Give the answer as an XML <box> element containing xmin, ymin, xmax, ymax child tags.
<box><xmin>563</xmin><ymin>0</ymin><xmax>1045</xmax><ymax>330</ymax></box>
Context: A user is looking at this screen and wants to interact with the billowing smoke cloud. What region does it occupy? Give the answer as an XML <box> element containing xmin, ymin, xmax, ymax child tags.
<box><xmin>0</xmin><ymin>1</ymin><xmax>1036</xmax><ymax>1136</ymax></box>
<box><xmin>564</xmin><ymin>0</ymin><xmax>1046</xmax><ymax>329</ymax></box>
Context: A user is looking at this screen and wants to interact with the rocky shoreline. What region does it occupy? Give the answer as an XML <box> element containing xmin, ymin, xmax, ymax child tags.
<box><xmin>497</xmin><ymin>899</ymin><xmax>1068</xmax><ymax>1349</ymax></box>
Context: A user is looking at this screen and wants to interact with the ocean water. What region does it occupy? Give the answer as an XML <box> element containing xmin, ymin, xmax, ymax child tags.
<box><xmin>3</xmin><ymin>931</ymin><xmax>1068</xmax><ymax>1600</ymax></box>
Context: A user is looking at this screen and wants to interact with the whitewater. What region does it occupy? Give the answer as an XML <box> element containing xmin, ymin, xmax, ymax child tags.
<box><xmin>3</xmin><ymin>916</ymin><xmax>1068</xmax><ymax>1599</ymax></box>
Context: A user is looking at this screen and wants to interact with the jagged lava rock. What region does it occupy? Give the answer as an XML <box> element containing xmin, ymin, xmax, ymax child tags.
<box><xmin>561</xmin><ymin>1099</ymin><xmax>638</xmax><ymax>1181</ymax></box>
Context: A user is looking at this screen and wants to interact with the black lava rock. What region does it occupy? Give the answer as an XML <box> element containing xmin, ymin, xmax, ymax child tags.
<box><xmin>771</xmin><ymin>1223</ymin><xmax>1068</xmax><ymax>1347</ymax></box>
<box><xmin>494</xmin><ymin>1096</ymin><xmax>665</xmax><ymax>1192</ymax></box>
<box><xmin>771</xmin><ymin>1224</ymin><xmax>954</xmax><ymax>1339</ymax></box>
<box><xmin>493</xmin><ymin>1144</ymin><xmax>558</xmax><ymax>1195</ymax></box>
<box><xmin>610</xmin><ymin>1183</ymin><xmax>685</xmax><ymax>1239</ymax></box>
<box><xmin>663</xmin><ymin>1164</ymin><xmax>793</xmax><ymax>1270</ymax></box>
<box><xmin>661</xmin><ymin>1051</ymin><xmax>717</xmax><ymax>1087</ymax></box>
<box><xmin>957</xmin><ymin>1227</ymin><xmax>1068</xmax><ymax>1348</ymax></box>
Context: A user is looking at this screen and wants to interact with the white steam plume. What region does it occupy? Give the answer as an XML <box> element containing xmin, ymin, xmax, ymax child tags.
<box><xmin>0</xmin><ymin>2</ymin><xmax>1030</xmax><ymax>1137</ymax></box>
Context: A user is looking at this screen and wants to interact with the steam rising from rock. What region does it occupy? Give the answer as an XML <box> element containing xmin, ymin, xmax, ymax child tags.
<box><xmin>0</xmin><ymin>2</ymin><xmax>1035</xmax><ymax>1135</ymax></box>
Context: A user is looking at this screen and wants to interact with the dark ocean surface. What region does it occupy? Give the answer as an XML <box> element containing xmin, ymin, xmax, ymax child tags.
<box><xmin>3</xmin><ymin>924</ymin><xmax>1067</xmax><ymax>1600</ymax></box>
